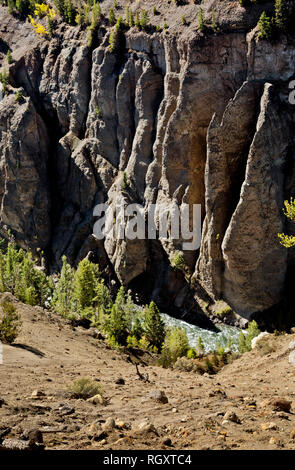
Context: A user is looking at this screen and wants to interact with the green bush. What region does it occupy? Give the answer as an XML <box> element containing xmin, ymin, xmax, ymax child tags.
<box><xmin>0</xmin><ymin>241</ymin><xmax>52</xmax><ymax>308</ymax></box>
<box><xmin>187</xmin><ymin>348</ymin><xmax>197</xmax><ymax>359</ymax></box>
<box><xmin>159</xmin><ymin>326</ymin><xmax>189</xmax><ymax>367</ymax></box>
<box><xmin>197</xmin><ymin>8</ymin><xmax>205</xmax><ymax>32</ymax></box>
<box><xmin>258</xmin><ymin>12</ymin><xmax>275</xmax><ymax>39</ymax></box>
<box><xmin>121</xmin><ymin>171</ymin><xmax>129</xmax><ymax>189</ymax></box>
<box><xmin>170</xmin><ymin>251</ymin><xmax>186</xmax><ymax>272</ymax></box>
<box><xmin>68</xmin><ymin>377</ymin><xmax>103</xmax><ymax>399</ymax></box>
<box><xmin>0</xmin><ymin>299</ymin><xmax>21</xmax><ymax>344</ymax></box>
<box><xmin>7</xmin><ymin>50</ymin><xmax>12</xmax><ymax>64</ymax></box>
<box><xmin>15</xmin><ymin>89</ymin><xmax>23</xmax><ymax>103</ymax></box>
<box><xmin>196</xmin><ymin>336</ymin><xmax>204</xmax><ymax>355</ymax></box>
<box><xmin>238</xmin><ymin>320</ymin><xmax>261</xmax><ymax>354</ymax></box>
<box><xmin>0</xmin><ymin>69</ymin><xmax>9</xmax><ymax>95</ymax></box>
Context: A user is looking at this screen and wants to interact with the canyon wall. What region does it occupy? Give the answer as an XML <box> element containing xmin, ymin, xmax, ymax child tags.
<box><xmin>1</xmin><ymin>1</ymin><xmax>295</xmax><ymax>325</ymax></box>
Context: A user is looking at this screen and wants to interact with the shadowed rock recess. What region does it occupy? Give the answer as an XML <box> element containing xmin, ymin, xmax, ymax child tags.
<box><xmin>1</xmin><ymin>1</ymin><xmax>295</xmax><ymax>327</ymax></box>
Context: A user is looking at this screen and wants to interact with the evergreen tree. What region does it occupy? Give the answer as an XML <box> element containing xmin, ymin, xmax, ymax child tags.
<box><xmin>134</xmin><ymin>11</ymin><xmax>139</xmax><ymax>28</ymax></box>
<box><xmin>90</xmin><ymin>1</ymin><xmax>101</xmax><ymax>30</ymax></box>
<box><xmin>196</xmin><ymin>335</ymin><xmax>205</xmax><ymax>355</ymax></box>
<box><xmin>197</xmin><ymin>8</ymin><xmax>205</xmax><ymax>32</ymax></box>
<box><xmin>258</xmin><ymin>12</ymin><xmax>275</xmax><ymax>39</ymax></box>
<box><xmin>144</xmin><ymin>301</ymin><xmax>165</xmax><ymax>349</ymax></box>
<box><xmin>74</xmin><ymin>258</ymin><xmax>100</xmax><ymax>311</ymax></box>
<box><xmin>93</xmin><ymin>280</ymin><xmax>112</xmax><ymax>326</ymax></box>
<box><xmin>52</xmin><ymin>255</ymin><xmax>75</xmax><ymax>317</ymax></box>
<box><xmin>109</xmin><ymin>7</ymin><xmax>116</xmax><ymax>25</ymax></box>
<box><xmin>275</xmin><ymin>0</ymin><xmax>288</xmax><ymax>32</ymax></box>
<box><xmin>140</xmin><ymin>9</ymin><xmax>149</xmax><ymax>30</ymax></box>
<box><xmin>64</xmin><ymin>0</ymin><xmax>75</xmax><ymax>24</ymax></box>
<box><xmin>108</xmin><ymin>287</ymin><xmax>128</xmax><ymax>344</ymax></box>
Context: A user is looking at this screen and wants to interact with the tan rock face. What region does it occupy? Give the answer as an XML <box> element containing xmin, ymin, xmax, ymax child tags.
<box><xmin>1</xmin><ymin>6</ymin><xmax>295</xmax><ymax>321</ymax></box>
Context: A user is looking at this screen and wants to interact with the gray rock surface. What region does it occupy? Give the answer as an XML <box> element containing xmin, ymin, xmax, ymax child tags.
<box><xmin>1</xmin><ymin>3</ymin><xmax>295</xmax><ymax>322</ymax></box>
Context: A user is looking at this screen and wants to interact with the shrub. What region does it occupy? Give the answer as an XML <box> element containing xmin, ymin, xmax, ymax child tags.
<box><xmin>187</xmin><ymin>348</ymin><xmax>197</xmax><ymax>359</ymax></box>
<box><xmin>127</xmin><ymin>334</ymin><xmax>139</xmax><ymax>348</ymax></box>
<box><xmin>204</xmin><ymin>357</ymin><xmax>214</xmax><ymax>373</ymax></box>
<box><xmin>212</xmin><ymin>300</ymin><xmax>233</xmax><ymax>318</ymax></box>
<box><xmin>258</xmin><ymin>12</ymin><xmax>275</xmax><ymax>40</ymax></box>
<box><xmin>138</xmin><ymin>336</ymin><xmax>150</xmax><ymax>350</ymax></box>
<box><xmin>159</xmin><ymin>326</ymin><xmax>189</xmax><ymax>367</ymax></box>
<box><xmin>68</xmin><ymin>377</ymin><xmax>103</xmax><ymax>399</ymax></box>
<box><xmin>238</xmin><ymin>320</ymin><xmax>261</xmax><ymax>353</ymax></box>
<box><xmin>196</xmin><ymin>335</ymin><xmax>204</xmax><ymax>355</ymax></box>
<box><xmin>121</xmin><ymin>171</ymin><xmax>128</xmax><ymax>189</ymax></box>
<box><xmin>170</xmin><ymin>251</ymin><xmax>186</xmax><ymax>272</ymax></box>
<box><xmin>278</xmin><ymin>197</ymin><xmax>295</xmax><ymax>247</ymax></box>
<box><xmin>0</xmin><ymin>69</ymin><xmax>9</xmax><ymax>95</ymax></box>
<box><xmin>174</xmin><ymin>356</ymin><xmax>196</xmax><ymax>372</ymax></box>
<box><xmin>275</xmin><ymin>0</ymin><xmax>288</xmax><ymax>32</ymax></box>
<box><xmin>197</xmin><ymin>8</ymin><xmax>205</xmax><ymax>32</ymax></box>
<box><xmin>7</xmin><ymin>50</ymin><xmax>12</xmax><ymax>64</ymax></box>
<box><xmin>0</xmin><ymin>299</ymin><xmax>21</xmax><ymax>344</ymax></box>
<box><xmin>15</xmin><ymin>89</ymin><xmax>23</xmax><ymax>103</ymax></box>
<box><xmin>181</xmin><ymin>15</ymin><xmax>186</xmax><ymax>26</ymax></box>
<box><xmin>144</xmin><ymin>301</ymin><xmax>165</xmax><ymax>350</ymax></box>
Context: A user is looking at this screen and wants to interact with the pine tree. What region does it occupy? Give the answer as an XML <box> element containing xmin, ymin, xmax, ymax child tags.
<box><xmin>52</xmin><ymin>255</ymin><xmax>75</xmax><ymax>317</ymax></box>
<box><xmin>7</xmin><ymin>50</ymin><xmax>12</xmax><ymax>64</ymax></box>
<box><xmin>90</xmin><ymin>1</ymin><xmax>101</xmax><ymax>30</ymax></box>
<box><xmin>196</xmin><ymin>336</ymin><xmax>204</xmax><ymax>355</ymax></box>
<box><xmin>258</xmin><ymin>12</ymin><xmax>275</xmax><ymax>40</ymax></box>
<box><xmin>275</xmin><ymin>0</ymin><xmax>288</xmax><ymax>33</ymax></box>
<box><xmin>144</xmin><ymin>301</ymin><xmax>165</xmax><ymax>349</ymax></box>
<box><xmin>93</xmin><ymin>280</ymin><xmax>112</xmax><ymax>326</ymax></box>
<box><xmin>64</xmin><ymin>0</ymin><xmax>75</xmax><ymax>24</ymax></box>
<box><xmin>197</xmin><ymin>8</ymin><xmax>205</xmax><ymax>32</ymax></box>
<box><xmin>108</xmin><ymin>287</ymin><xmax>128</xmax><ymax>344</ymax></box>
<box><xmin>74</xmin><ymin>258</ymin><xmax>99</xmax><ymax>311</ymax></box>
<box><xmin>134</xmin><ymin>11</ymin><xmax>139</xmax><ymax>28</ymax></box>
<box><xmin>109</xmin><ymin>7</ymin><xmax>116</xmax><ymax>25</ymax></box>
<box><xmin>140</xmin><ymin>9</ymin><xmax>149</xmax><ymax>30</ymax></box>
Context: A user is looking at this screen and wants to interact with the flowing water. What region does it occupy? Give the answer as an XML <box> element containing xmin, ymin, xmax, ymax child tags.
<box><xmin>160</xmin><ymin>313</ymin><xmax>242</xmax><ymax>353</ymax></box>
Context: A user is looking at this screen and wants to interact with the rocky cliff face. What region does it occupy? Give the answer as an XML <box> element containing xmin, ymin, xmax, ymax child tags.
<box><xmin>0</xmin><ymin>1</ymin><xmax>295</xmax><ymax>326</ymax></box>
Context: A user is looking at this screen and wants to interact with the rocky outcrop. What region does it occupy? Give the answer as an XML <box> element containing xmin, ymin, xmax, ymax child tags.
<box><xmin>0</xmin><ymin>94</ymin><xmax>50</xmax><ymax>250</ymax></box>
<box><xmin>1</xmin><ymin>2</ymin><xmax>295</xmax><ymax>324</ymax></box>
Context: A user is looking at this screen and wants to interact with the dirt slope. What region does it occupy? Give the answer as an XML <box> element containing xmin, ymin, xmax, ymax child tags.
<box><xmin>1</xmin><ymin>294</ymin><xmax>295</xmax><ymax>450</ymax></box>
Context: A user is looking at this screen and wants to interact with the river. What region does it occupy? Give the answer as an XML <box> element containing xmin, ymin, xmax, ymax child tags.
<box><xmin>160</xmin><ymin>313</ymin><xmax>242</xmax><ymax>353</ymax></box>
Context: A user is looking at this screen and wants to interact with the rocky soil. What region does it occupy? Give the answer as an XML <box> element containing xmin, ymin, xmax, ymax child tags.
<box><xmin>1</xmin><ymin>295</ymin><xmax>295</xmax><ymax>450</ymax></box>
